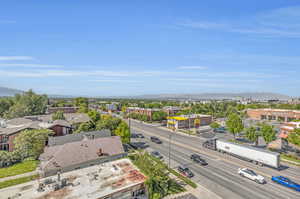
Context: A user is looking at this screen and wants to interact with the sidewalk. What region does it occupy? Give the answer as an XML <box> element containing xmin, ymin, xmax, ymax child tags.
<box><xmin>0</xmin><ymin>170</ymin><xmax>38</xmax><ymax>183</ymax></box>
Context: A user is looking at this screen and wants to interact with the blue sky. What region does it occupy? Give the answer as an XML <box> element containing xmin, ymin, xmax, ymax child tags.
<box><xmin>0</xmin><ymin>0</ymin><xmax>299</xmax><ymax>96</ymax></box>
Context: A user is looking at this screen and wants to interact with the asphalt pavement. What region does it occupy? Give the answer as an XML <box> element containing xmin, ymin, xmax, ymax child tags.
<box><xmin>130</xmin><ymin>119</ymin><xmax>300</xmax><ymax>199</ymax></box>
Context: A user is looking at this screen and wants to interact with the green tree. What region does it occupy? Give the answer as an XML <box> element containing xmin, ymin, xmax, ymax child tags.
<box><xmin>287</xmin><ymin>128</ymin><xmax>300</xmax><ymax>146</ymax></box>
<box><xmin>260</xmin><ymin>123</ymin><xmax>276</xmax><ymax>144</ymax></box>
<box><xmin>0</xmin><ymin>98</ymin><xmax>13</xmax><ymax>117</ymax></box>
<box><xmin>226</xmin><ymin>113</ymin><xmax>244</xmax><ymax>139</ymax></box>
<box><xmin>74</xmin><ymin>97</ymin><xmax>89</xmax><ymax>113</ymax></box>
<box><xmin>114</xmin><ymin>121</ymin><xmax>131</xmax><ymax>143</ymax></box>
<box><xmin>245</xmin><ymin>126</ymin><xmax>260</xmax><ymax>146</ymax></box>
<box><xmin>13</xmin><ymin>129</ymin><xmax>53</xmax><ymax>159</ymax></box>
<box><xmin>88</xmin><ymin>110</ymin><xmax>101</xmax><ymax>123</ymax></box>
<box><xmin>74</xmin><ymin>122</ymin><xmax>94</xmax><ymax>133</ymax></box>
<box><xmin>152</xmin><ymin>111</ymin><xmax>167</xmax><ymax>122</ymax></box>
<box><xmin>210</xmin><ymin>122</ymin><xmax>220</xmax><ymax>129</ymax></box>
<box><xmin>4</xmin><ymin>90</ymin><xmax>48</xmax><ymax>119</ymax></box>
<box><xmin>51</xmin><ymin>111</ymin><xmax>65</xmax><ymax>120</ymax></box>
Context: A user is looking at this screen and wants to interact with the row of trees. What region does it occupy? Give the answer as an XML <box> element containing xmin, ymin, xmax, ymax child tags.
<box><xmin>0</xmin><ymin>90</ymin><xmax>48</xmax><ymax>119</ymax></box>
<box><xmin>128</xmin><ymin>111</ymin><xmax>167</xmax><ymax>122</ymax></box>
<box><xmin>0</xmin><ymin>129</ymin><xmax>52</xmax><ymax>167</ymax></box>
<box><xmin>75</xmin><ymin>110</ymin><xmax>131</xmax><ymax>143</ymax></box>
<box><xmin>225</xmin><ymin>113</ymin><xmax>276</xmax><ymax>145</ymax></box>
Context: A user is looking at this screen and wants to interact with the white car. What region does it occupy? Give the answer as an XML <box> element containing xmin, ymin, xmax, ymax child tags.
<box><xmin>238</xmin><ymin>168</ymin><xmax>265</xmax><ymax>184</ymax></box>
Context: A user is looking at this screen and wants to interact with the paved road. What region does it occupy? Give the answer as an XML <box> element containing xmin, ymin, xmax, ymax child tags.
<box><xmin>130</xmin><ymin>120</ymin><xmax>300</xmax><ymax>199</ymax></box>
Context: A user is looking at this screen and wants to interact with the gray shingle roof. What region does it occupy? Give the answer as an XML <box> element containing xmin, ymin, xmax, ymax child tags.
<box><xmin>39</xmin><ymin>136</ymin><xmax>124</xmax><ymax>172</ymax></box>
<box><xmin>47</xmin><ymin>130</ymin><xmax>111</xmax><ymax>146</ymax></box>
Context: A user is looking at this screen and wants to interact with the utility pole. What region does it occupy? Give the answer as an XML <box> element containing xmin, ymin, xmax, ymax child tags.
<box><xmin>168</xmin><ymin>133</ymin><xmax>172</xmax><ymax>168</ymax></box>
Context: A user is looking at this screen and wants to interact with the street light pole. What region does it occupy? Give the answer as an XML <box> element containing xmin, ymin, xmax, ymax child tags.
<box><xmin>168</xmin><ymin>133</ymin><xmax>171</xmax><ymax>168</ymax></box>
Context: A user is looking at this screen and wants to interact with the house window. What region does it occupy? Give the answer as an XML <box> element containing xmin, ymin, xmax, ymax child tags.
<box><xmin>0</xmin><ymin>144</ymin><xmax>9</xmax><ymax>151</ymax></box>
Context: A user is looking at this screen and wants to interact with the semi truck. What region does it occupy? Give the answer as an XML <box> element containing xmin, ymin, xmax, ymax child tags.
<box><xmin>203</xmin><ymin>139</ymin><xmax>280</xmax><ymax>169</ymax></box>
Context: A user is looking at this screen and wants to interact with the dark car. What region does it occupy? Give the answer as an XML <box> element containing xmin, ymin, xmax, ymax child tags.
<box><xmin>190</xmin><ymin>154</ymin><xmax>208</xmax><ymax>165</ymax></box>
<box><xmin>177</xmin><ymin>166</ymin><xmax>194</xmax><ymax>178</ymax></box>
<box><xmin>131</xmin><ymin>133</ymin><xmax>139</xmax><ymax>138</ymax></box>
<box><xmin>151</xmin><ymin>151</ymin><xmax>163</xmax><ymax>159</ymax></box>
<box><xmin>123</xmin><ymin>144</ymin><xmax>134</xmax><ymax>152</ymax></box>
<box><xmin>150</xmin><ymin>136</ymin><xmax>162</xmax><ymax>144</ymax></box>
<box><xmin>129</xmin><ymin>142</ymin><xmax>149</xmax><ymax>150</ymax></box>
<box><xmin>272</xmin><ymin>176</ymin><xmax>300</xmax><ymax>192</ymax></box>
<box><xmin>136</xmin><ymin>133</ymin><xmax>145</xmax><ymax>138</ymax></box>
<box><xmin>214</xmin><ymin>127</ymin><xmax>226</xmax><ymax>133</ymax></box>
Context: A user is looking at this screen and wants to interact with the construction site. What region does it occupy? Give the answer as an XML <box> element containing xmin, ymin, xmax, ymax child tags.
<box><xmin>1</xmin><ymin>159</ymin><xmax>147</xmax><ymax>199</ymax></box>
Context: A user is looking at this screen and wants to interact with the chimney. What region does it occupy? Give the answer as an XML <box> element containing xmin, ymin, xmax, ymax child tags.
<box><xmin>97</xmin><ymin>148</ymin><xmax>103</xmax><ymax>156</ymax></box>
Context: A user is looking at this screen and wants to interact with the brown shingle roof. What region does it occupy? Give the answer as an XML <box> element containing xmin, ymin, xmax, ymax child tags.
<box><xmin>39</xmin><ymin>136</ymin><xmax>125</xmax><ymax>172</ymax></box>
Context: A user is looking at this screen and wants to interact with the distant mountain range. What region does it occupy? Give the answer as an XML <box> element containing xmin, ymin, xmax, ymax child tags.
<box><xmin>0</xmin><ymin>87</ymin><xmax>23</xmax><ymax>97</ymax></box>
<box><xmin>127</xmin><ymin>92</ymin><xmax>292</xmax><ymax>101</ymax></box>
<box><xmin>0</xmin><ymin>86</ymin><xmax>293</xmax><ymax>101</ymax></box>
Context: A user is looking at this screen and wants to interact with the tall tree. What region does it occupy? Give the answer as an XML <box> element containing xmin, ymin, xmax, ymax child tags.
<box><xmin>74</xmin><ymin>97</ymin><xmax>89</xmax><ymax>113</ymax></box>
<box><xmin>4</xmin><ymin>90</ymin><xmax>48</xmax><ymax>119</ymax></box>
<box><xmin>245</xmin><ymin>126</ymin><xmax>260</xmax><ymax>146</ymax></box>
<box><xmin>52</xmin><ymin>110</ymin><xmax>65</xmax><ymax>120</ymax></box>
<box><xmin>260</xmin><ymin>123</ymin><xmax>276</xmax><ymax>144</ymax></box>
<box><xmin>14</xmin><ymin>129</ymin><xmax>53</xmax><ymax>159</ymax></box>
<box><xmin>113</xmin><ymin>121</ymin><xmax>131</xmax><ymax>143</ymax></box>
<box><xmin>210</xmin><ymin>122</ymin><xmax>221</xmax><ymax>129</ymax></box>
<box><xmin>287</xmin><ymin>128</ymin><xmax>300</xmax><ymax>146</ymax></box>
<box><xmin>226</xmin><ymin>113</ymin><xmax>244</xmax><ymax>139</ymax></box>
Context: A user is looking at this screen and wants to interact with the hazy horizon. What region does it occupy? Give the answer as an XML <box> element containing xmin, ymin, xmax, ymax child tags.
<box><xmin>1</xmin><ymin>1</ymin><xmax>299</xmax><ymax>96</ymax></box>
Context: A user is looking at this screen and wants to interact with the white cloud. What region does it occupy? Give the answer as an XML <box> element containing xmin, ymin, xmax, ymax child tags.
<box><xmin>177</xmin><ymin>66</ymin><xmax>207</xmax><ymax>70</ymax></box>
<box><xmin>0</xmin><ymin>56</ymin><xmax>34</xmax><ymax>61</ymax></box>
<box><xmin>0</xmin><ymin>63</ymin><xmax>63</xmax><ymax>68</ymax></box>
<box><xmin>178</xmin><ymin>6</ymin><xmax>300</xmax><ymax>38</ymax></box>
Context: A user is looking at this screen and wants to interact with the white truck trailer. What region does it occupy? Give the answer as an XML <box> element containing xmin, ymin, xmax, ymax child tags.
<box><xmin>203</xmin><ymin>139</ymin><xmax>280</xmax><ymax>168</ymax></box>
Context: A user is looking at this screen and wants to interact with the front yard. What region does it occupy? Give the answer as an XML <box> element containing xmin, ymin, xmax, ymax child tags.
<box><xmin>0</xmin><ymin>160</ymin><xmax>39</xmax><ymax>179</ymax></box>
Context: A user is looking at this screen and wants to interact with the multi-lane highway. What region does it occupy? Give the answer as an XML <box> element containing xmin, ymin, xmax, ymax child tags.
<box><xmin>129</xmin><ymin>119</ymin><xmax>300</xmax><ymax>199</ymax></box>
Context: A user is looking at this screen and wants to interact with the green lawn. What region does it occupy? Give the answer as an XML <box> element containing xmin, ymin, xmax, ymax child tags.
<box><xmin>0</xmin><ymin>174</ymin><xmax>39</xmax><ymax>189</ymax></box>
<box><xmin>0</xmin><ymin>160</ymin><xmax>39</xmax><ymax>179</ymax></box>
<box><xmin>281</xmin><ymin>154</ymin><xmax>300</xmax><ymax>164</ymax></box>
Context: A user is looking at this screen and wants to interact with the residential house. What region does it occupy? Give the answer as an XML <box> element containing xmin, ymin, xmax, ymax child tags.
<box><xmin>39</xmin><ymin>136</ymin><xmax>126</xmax><ymax>177</ymax></box>
<box><xmin>47</xmin><ymin>130</ymin><xmax>111</xmax><ymax>146</ymax></box>
<box><xmin>0</xmin><ymin>113</ymin><xmax>90</xmax><ymax>152</ymax></box>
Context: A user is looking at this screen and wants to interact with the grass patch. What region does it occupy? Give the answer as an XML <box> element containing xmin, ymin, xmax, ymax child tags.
<box><xmin>0</xmin><ymin>174</ymin><xmax>39</xmax><ymax>189</ymax></box>
<box><xmin>150</xmin><ymin>156</ymin><xmax>197</xmax><ymax>188</ymax></box>
<box><xmin>228</xmin><ymin>139</ymin><xmax>244</xmax><ymax>145</ymax></box>
<box><xmin>0</xmin><ymin>160</ymin><xmax>39</xmax><ymax>179</ymax></box>
<box><xmin>281</xmin><ymin>154</ymin><xmax>300</xmax><ymax>164</ymax></box>
<box><xmin>178</xmin><ymin>129</ymin><xmax>196</xmax><ymax>135</ymax></box>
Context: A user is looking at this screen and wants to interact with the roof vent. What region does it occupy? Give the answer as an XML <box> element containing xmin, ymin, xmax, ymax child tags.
<box><xmin>0</xmin><ymin>119</ymin><xmax>7</xmax><ymax>128</ymax></box>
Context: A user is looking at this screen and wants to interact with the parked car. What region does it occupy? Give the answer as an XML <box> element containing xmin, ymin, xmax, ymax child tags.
<box><xmin>129</xmin><ymin>142</ymin><xmax>149</xmax><ymax>150</ymax></box>
<box><xmin>123</xmin><ymin>144</ymin><xmax>134</xmax><ymax>152</ymax></box>
<box><xmin>150</xmin><ymin>136</ymin><xmax>162</xmax><ymax>144</ymax></box>
<box><xmin>151</xmin><ymin>151</ymin><xmax>163</xmax><ymax>159</ymax></box>
<box><xmin>271</xmin><ymin>176</ymin><xmax>300</xmax><ymax>191</ymax></box>
<box><xmin>177</xmin><ymin>166</ymin><xmax>194</xmax><ymax>178</ymax></box>
<box><xmin>190</xmin><ymin>154</ymin><xmax>208</xmax><ymax>165</ymax></box>
<box><xmin>214</xmin><ymin>127</ymin><xmax>226</xmax><ymax>133</ymax></box>
<box><xmin>136</xmin><ymin>133</ymin><xmax>145</xmax><ymax>138</ymax></box>
<box><xmin>238</xmin><ymin>168</ymin><xmax>265</xmax><ymax>184</ymax></box>
<box><xmin>131</xmin><ymin>133</ymin><xmax>139</xmax><ymax>138</ymax></box>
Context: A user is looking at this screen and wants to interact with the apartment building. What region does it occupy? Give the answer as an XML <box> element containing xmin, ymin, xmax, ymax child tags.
<box><xmin>247</xmin><ymin>108</ymin><xmax>300</xmax><ymax>122</ymax></box>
